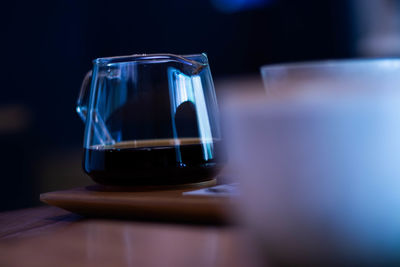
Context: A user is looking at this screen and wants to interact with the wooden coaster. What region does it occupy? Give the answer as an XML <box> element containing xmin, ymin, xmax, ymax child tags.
<box><xmin>40</xmin><ymin>178</ymin><xmax>233</xmax><ymax>224</ymax></box>
<box><xmin>89</xmin><ymin>178</ymin><xmax>217</xmax><ymax>192</ymax></box>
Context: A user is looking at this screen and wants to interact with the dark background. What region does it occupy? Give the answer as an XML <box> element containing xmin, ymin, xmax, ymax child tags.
<box><xmin>1</xmin><ymin>0</ymin><xmax>355</xmax><ymax>210</ymax></box>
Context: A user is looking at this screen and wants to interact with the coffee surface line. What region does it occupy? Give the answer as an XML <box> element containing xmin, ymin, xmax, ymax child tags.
<box><xmin>89</xmin><ymin>137</ymin><xmax>219</xmax><ymax>150</ymax></box>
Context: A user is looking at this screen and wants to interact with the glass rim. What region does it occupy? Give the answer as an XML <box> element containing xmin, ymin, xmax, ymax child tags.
<box><xmin>93</xmin><ymin>53</ymin><xmax>208</xmax><ymax>65</ymax></box>
<box><xmin>261</xmin><ymin>58</ymin><xmax>400</xmax><ymax>72</ymax></box>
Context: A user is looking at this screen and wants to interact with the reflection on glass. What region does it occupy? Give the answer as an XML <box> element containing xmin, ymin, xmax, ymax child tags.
<box><xmin>168</xmin><ymin>67</ymin><xmax>213</xmax><ymax>161</ymax></box>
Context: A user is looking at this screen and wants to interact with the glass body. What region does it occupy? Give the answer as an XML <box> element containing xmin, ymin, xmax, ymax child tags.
<box><xmin>77</xmin><ymin>53</ymin><xmax>222</xmax><ymax>186</ymax></box>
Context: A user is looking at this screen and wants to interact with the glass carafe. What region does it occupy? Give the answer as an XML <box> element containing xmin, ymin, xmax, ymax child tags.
<box><xmin>77</xmin><ymin>53</ymin><xmax>222</xmax><ymax>186</ymax></box>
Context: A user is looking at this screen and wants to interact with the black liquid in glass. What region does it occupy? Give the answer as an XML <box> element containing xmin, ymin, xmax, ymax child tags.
<box><xmin>83</xmin><ymin>139</ymin><xmax>222</xmax><ymax>186</ymax></box>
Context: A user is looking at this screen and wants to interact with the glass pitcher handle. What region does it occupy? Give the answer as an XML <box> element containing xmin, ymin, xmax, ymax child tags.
<box><xmin>76</xmin><ymin>70</ymin><xmax>92</xmax><ymax>122</ymax></box>
<box><xmin>76</xmin><ymin>70</ymin><xmax>115</xmax><ymax>145</ymax></box>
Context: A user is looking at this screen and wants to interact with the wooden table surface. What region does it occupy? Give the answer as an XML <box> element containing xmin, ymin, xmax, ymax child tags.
<box><xmin>0</xmin><ymin>206</ymin><xmax>252</xmax><ymax>267</ymax></box>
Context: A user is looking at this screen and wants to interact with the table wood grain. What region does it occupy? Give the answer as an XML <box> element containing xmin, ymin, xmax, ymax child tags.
<box><xmin>0</xmin><ymin>206</ymin><xmax>82</xmax><ymax>240</ymax></box>
<box><xmin>0</xmin><ymin>206</ymin><xmax>251</xmax><ymax>267</ymax></box>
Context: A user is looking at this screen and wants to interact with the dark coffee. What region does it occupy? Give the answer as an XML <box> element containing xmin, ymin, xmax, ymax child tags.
<box><xmin>83</xmin><ymin>138</ymin><xmax>222</xmax><ymax>186</ymax></box>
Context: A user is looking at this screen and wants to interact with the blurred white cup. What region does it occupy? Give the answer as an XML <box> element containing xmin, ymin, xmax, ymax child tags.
<box><xmin>224</xmin><ymin>59</ymin><xmax>400</xmax><ymax>266</ymax></box>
